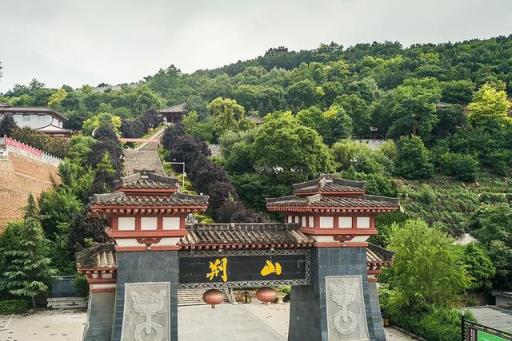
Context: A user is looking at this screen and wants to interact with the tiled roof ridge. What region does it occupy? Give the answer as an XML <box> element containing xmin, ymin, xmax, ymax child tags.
<box><xmin>92</xmin><ymin>191</ymin><xmax>125</xmax><ymax>203</ymax></box>
<box><xmin>265</xmin><ymin>195</ymin><xmax>303</xmax><ymax>204</ymax></box>
<box><xmin>367</xmin><ymin>243</ymin><xmax>394</xmax><ymax>262</ymax></box>
<box><xmin>76</xmin><ymin>242</ymin><xmax>115</xmax><ymax>268</ymax></box>
<box><xmin>361</xmin><ymin>194</ymin><xmax>400</xmax><ymax>205</ymax></box>
<box><xmin>0</xmin><ymin>106</ymin><xmax>67</xmax><ymax>121</ymax></box>
<box><xmin>187</xmin><ymin>223</ymin><xmax>300</xmax><ymax>231</ymax></box>
<box><xmin>158</xmin><ymin>103</ymin><xmax>186</xmax><ymax>112</ymax></box>
<box><xmin>293</xmin><ymin>174</ymin><xmax>365</xmax><ymax>191</ymax></box>
<box><xmin>117</xmin><ymin>171</ymin><xmax>178</xmax><ymax>187</ymax></box>
<box><xmin>174</xmin><ymin>192</ymin><xmax>209</xmax><ymax>201</ymax></box>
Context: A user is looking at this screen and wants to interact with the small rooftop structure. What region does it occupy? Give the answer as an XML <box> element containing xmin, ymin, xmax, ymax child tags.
<box><xmin>158</xmin><ymin>103</ymin><xmax>186</xmax><ymax>123</ymax></box>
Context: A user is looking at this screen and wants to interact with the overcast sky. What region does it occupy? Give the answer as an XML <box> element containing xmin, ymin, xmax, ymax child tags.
<box><xmin>1</xmin><ymin>0</ymin><xmax>511</xmax><ymax>92</ymax></box>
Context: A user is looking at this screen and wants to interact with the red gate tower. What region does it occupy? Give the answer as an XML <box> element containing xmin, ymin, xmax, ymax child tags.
<box><xmin>91</xmin><ymin>171</ymin><xmax>208</xmax><ymax>253</ymax></box>
<box><xmin>267</xmin><ymin>174</ymin><xmax>399</xmax><ymax>340</ymax></box>
<box><xmin>78</xmin><ymin>171</ymin><xmax>208</xmax><ymax>340</ymax></box>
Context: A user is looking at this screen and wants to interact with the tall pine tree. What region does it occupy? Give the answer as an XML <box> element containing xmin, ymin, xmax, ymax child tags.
<box><xmin>0</xmin><ymin>197</ymin><xmax>56</xmax><ymax>307</ymax></box>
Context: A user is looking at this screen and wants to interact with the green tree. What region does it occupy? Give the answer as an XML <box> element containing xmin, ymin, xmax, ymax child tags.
<box><xmin>469</xmin><ymin>203</ymin><xmax>512</xmax><ymax>288</ymax></box>
<box><xmin>0</xmin><ymin>218</ymin><xmax>56</xmax><ymax>307</ymax></box>
<box><xmin>462</xmin><ymin>243</ymin><xmax>495</xmax><ymax>290</ymax></box>
<box><xmin>0</xmin><ymin>115</ymin><xmax>17</xmax><ymax>137</ymax></box>
<box><xmin>286</xmin><ymin>80</ymin><xmax>323</xmax><ymax>110</ymax></box>
<box><xmin>296</xmin><ymin>106</ymin><xmax>323</xmax><ymax>132</ymax></box>
<box><xmin>396</xmin><ymin>135</ymin><xmax>433</xmax><ymax>179</ymax></box>
<box><xmin>24</xmin><ymin>193</ymin><xmax>39</xmax><ymax>220</ymax></box>
<box><xmin>372</xmin><ymin>78</ymin><xmax>441</xmax><ymax>141</ymax></box>
<box><xmin>82</xmin><ymin>112</ymin><xmax>122</xmax><ymax>136</ymax></box>
<box><xmin>47</xmin><ymin>88</ymin><xmax>68</xmax><ymax>109</ymax></box>
<box><xmin>90</xmin><ymin>152</ymin><xmax>117</xmax><ymax>194</ymax></box>
<box><xmin>38</xmin><ymin>188</ymin><xmax>82</xmax><ymax>239</ymax></box>
<box><xmin>383</xmin><ymin>219</ymin><xmax>470</xmax><ymax>313</ymax></box>
<box><xmin>252</xmin><ymin>112</ymin><xmax>334</xmax><ymax>183</ymax></box>
<box><xmin>181</xmin><ymin>111</ymin><xmax>214</xmax><ymax>142</ymax></box>
<box><xmin>331</xmin><ymin>139</ymin><xmax>394</xmax><ymax>175</ymax></box>
<box><xmin>441</xmin><ymin>80</ymin><xmax>474</xmax><ymax>104</ymax></box>
<box><xmin>208</xmin><ymin>97</ymin><xmax>248</xmax><ymax>138</ymax></box>
<box><xmin>320</xmin><ymin>105</ymin><xmax>353</xmax><ymax>145</ymax></box>
<box><xmin>467</xmin><ymin>83</ymin><xmax>511</xmax><ymax>123</ymax></box>
<box><xmin>335</xmin><ymin>94</ymin><xmax>371</xmax><ymax>138</ymax></box>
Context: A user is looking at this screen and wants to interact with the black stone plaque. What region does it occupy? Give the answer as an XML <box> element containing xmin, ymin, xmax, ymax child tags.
<box><xmin>178</xmin><ymin>250</ymin><xmax>310</xmax><ymax>288</ymax></box>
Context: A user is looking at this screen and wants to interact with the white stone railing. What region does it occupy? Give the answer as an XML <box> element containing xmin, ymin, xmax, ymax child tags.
<box><xmin>2</xmin><ymin>136</ymin><xmax>62</xmax><ymax>167</ymax></box>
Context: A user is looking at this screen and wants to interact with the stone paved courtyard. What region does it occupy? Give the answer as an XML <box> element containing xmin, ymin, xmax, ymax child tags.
<box><xmin>0</xmin><ymin>303</ymin><xmax>414</xmax><ymax>341</ymax></box>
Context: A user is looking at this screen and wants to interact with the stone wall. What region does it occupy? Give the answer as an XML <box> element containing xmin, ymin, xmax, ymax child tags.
<box><xmin>83</xmin><ymin>291</ymin><xmax>115</xmax><ymax>341</ymax></box>
<box><xmin>0</xmin><ymin>153</ymin><xmax>59</xmax><ymax>231</ymax></box>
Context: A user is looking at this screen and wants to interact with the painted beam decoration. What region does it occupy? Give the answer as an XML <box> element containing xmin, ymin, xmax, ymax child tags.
<box><xmin>178</xmin><ymin>250</ymin><xmax>310</xmax><ymax>288</ymax></box>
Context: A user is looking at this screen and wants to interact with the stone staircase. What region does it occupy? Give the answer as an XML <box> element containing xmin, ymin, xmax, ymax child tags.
<box><xmin>123</xmin><ymin>126</ymin><xmax>167</xmax><ymax>176</ymax></box>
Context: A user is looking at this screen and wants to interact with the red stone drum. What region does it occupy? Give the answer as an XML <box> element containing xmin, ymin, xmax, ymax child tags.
<box><xmin>256</xmin><ymin>287</ymin><xmax>277</xmax><ymax>304</ymax></box>
<box><xmin>202</xmin><ymin>289</ymin><xmax>224</xmax><ymax>308</ymax></box>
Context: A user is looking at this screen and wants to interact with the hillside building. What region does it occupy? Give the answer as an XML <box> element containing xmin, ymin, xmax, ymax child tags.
<box><xmin>0</xmin><ymin>102</ymin><xmax>72</xmax><ymax>136</ymax></box>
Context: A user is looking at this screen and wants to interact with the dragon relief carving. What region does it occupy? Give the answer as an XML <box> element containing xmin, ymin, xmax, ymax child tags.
<box><xmin>329</xmin><ymin>281</ymin><xmax>358</xmax><ymax>335</ymax></box>
<box><xmin>130</xmin><ymin>289</ymin><xmax>167</xmax><ymax>341</ymax></box>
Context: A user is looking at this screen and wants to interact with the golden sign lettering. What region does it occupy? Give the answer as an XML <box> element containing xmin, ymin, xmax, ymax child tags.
<box><xmin>206</xmin><ymin>257</ymin><xmax>228</xmax><ymax>282</ymax></box>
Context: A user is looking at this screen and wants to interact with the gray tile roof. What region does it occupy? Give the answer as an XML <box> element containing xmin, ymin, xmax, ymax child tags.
<box><xmin>92</xmin><ymin>191</ymin><xmax>209</xmax><ymax>207</ymax></box>
<box><xmin>158</xmin><ymin>103</ymin><xmax>186</xmax><ymax>113</ymax></box>
<box><xmin>367</xmin><ymin>243</ymin><xmax>394</xmax><ymax>263</ymax></box>
<box><xmin>266</xmin><ymin>194</ymin><xmax>399</xmax><ymax>209</ymax></box>
<box><xmin>293</xmin><ymin>175</ymin><xmax>365</xmax><ymax>194</ymax></box>
<box><xmin>76</xmin><ymin>243</ymin><xmax>116</xmax><ymax>269</ymax></box>
<box><xmin>116</xmin><ymin>171</ymin><xmax>178</xmax><ymax>189</ymax></box>
<box><xmin>179</xmin><ymin>223</ymin><xmax>314</xmax><ymax>249</ymax></box>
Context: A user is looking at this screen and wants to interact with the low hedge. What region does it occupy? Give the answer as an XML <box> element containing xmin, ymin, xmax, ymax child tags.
<box><xmin>386</xmin><ymin>307</ymin><xmax>475</xmax><ymax>341</ymax></box>
<box><xmin>0</xmin><ymin>299</ymin><xmax>30</xmax><ymax>314</ymax></box>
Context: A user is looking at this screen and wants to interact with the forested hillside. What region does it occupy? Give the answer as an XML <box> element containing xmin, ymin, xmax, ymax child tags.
<box><xmin>1</xmin><ymin>35</ymin><xmax>512</xmax><ymax>339</ymax></box>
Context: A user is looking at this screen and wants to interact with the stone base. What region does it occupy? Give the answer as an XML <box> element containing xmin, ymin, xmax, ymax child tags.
<box><xmin>82</xmin><ymin>291</ymin><xmax>115</xmax><ymax>341</ymax></box>
<box><xmin>111</xmin><ymin>251</ymin><xmax>179</xmax><ymax>341</ymax></box>
<box><xmin>288</xmin><ymin>247</ymin><xmax>386</xmax><ymax>341</ymax></box>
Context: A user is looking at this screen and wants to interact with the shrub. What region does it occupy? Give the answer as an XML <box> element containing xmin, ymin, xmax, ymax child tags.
<box><xmin>417</xmin><ymin>308</ymin><xmax>467</xmax><ymax>341</ymax></box>
<box><xmin>449</xmin><ymin>153</ymin><xmax>479</xmax><ymax>182</ymax></box>
<box><xmin>0</xmin><ymin>299</ymin><xmax>30</xmax><ymax>314</ymax></box>
<box><xmin>396</xmin><ymin>135</ymin><xmax>433</xmax><ymax>180</ymax></box>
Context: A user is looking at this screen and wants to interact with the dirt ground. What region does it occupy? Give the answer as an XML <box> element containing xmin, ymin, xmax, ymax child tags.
<box><xmin>0</xmin><ymin>304</ymin><xmax>414</xmax><ymax>341</ymax></box>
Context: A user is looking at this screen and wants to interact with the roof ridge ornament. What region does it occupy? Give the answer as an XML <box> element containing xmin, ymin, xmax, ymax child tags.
<box><xmin>307</xmin><ymin>193</ymin><xmax>322</xmax><ymax>203</ymax></box>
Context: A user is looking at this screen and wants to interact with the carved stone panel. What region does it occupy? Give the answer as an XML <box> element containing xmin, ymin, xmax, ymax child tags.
<box><xmin>325</xmin><ymin>276</ymin><xmax>369</xmax><ymax>341</ymax></box>
<box><xmin>121</xmin><ymin>282</ymin><xmax>171</xmax><ymax>341</ymax></box>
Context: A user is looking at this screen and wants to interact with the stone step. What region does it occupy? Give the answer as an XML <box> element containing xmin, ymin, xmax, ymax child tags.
<box><xmin>47</xmin><ymin>297</ymin><xmax>88</xmax><ymax>309</ymax></box>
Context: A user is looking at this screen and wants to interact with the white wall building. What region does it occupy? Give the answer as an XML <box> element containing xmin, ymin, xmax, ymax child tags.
<box><xmin>0</xmin><ymin>102</ymin><xmax>72</xmax><ymax>136</ymax></box>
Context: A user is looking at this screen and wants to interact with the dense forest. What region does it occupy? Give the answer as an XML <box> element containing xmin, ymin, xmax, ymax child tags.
<box><xmin>1</xmin><ymin>35</ymin><xmax>512</xmax><ymax>339</ymax></box>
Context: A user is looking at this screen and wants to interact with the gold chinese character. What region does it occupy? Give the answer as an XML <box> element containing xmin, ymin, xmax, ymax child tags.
<box><xmin>206</xmin><ymin>257</ymin><xmax>228</xmax><ymax>282</ymax></box>
<box><xmin>260</xmin><ymin>260</ymin><xmax>282</xmax><ymax>277</ymax></box>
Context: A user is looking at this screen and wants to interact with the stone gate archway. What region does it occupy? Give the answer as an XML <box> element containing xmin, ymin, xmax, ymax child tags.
<box><xmin>77</xmin><ymin>173</ymin><xmax>398</xmax><ymax>341</ymax></box>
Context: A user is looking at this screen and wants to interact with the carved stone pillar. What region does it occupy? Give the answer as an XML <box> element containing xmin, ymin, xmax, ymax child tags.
<box><xmin>111</xmin><ymin>251</ymin><xmax>179</xmax><ymax>341</ymax></box>
<box><xmin>288</xmin><ymin>247</ymin><xmax>386</xmax><ymax>341</ymax></box>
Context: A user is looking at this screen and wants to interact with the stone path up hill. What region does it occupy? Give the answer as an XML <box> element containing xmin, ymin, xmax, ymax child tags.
<box><xmin>0</xmin><ymin>138</ymin><xmax>61</xmax><ymax>232</ymax></box>
<box><xmin>123</xmin><ymin>127</ymin><xmax>166</xmax><ymax>176</ymax></box>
